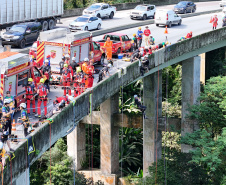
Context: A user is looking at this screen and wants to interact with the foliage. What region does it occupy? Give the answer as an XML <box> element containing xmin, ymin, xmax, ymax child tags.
<box><xmin>119</xmin><ymin>128</ymin><xmax>143</xmax><ymax>176</ymax></box>
<box><xmin>162</xmin><ymin>101</ymin><xmax>181</xmax><ymax>118</ymax></box>
<box><xmin>162</xmin><ymin>64</ymin><xmax>182</xmax><ymax>105</ymax></box>
<box><xmin>30</xmin><ymin>138</ymin><xmax>94</xmax><ymax>185</ymax></box>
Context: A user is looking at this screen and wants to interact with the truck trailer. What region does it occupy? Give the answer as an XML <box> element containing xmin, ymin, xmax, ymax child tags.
<box><xmin>0</xmin><ymin>0</ymin><xmax>63</xmax><ymax>30</ymax></box>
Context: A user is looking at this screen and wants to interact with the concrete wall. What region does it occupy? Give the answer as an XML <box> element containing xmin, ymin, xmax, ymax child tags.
<box><xmin>62</xmin><ymin>0</ymin><xmax>218</xmax><ymax>18</ymax></box>
<box><xmin>1</xmin><ymin>27</ymin><xmax>226</xmax><ymax>185</ymax></box>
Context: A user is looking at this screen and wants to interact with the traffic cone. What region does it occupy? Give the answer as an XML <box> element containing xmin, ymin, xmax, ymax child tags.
<box><xmin>209</xmin><ymin>17</ymin><xmax>212</xmax><ymax>23</ymax></box>
<box><xmin>11</xmin><ymin>119</ymin><xmax>17</xmax><ymax>142</ymax></box>
<box><xmin>164</xmin><ymin>26</ymin><xmax>168</xmax><ymax>34</ymax></box>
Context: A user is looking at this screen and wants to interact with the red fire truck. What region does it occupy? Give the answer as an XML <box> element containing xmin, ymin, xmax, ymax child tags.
<box><xmin>0</xmin><ymin>51</ymin><xmax>43</xmax><ymax>108</ymax></box>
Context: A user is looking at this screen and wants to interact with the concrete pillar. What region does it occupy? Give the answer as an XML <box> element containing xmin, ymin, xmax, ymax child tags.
<box><xmin>199</xmin><ymin>53</ymin><xmax>205</xmax><ymax>84</ymax></box>
<box><xmin>67</xmin><ymin>122</ymin><xmax>86</xmax><ymax>170</ymax></box>
<box><xmin>100</xmin><ymin>93</ymin><xmax>119</xmax><ymax>175</ymax></box>
<box><xmin>143</xmin><ymin>71</ymin><xmax>162</xmax><ymax>177</ymax></box>
<box><xmin>13</xmin><ymin>168</ymin><xmax>29</xmax><ymax>185</ymax></box>
<box><xmin>181</xmin><ymin>56</ymin><xmax>200</xmax><ymax>153</ymax></box>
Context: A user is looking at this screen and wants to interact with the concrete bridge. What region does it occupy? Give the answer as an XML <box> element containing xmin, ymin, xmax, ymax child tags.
<box><xmin>2</xmin><ymin>27</ymin><xmax>226</xmax><ymax>185</ymax></box>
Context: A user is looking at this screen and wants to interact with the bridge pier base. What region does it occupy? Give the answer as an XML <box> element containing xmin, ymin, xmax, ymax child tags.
<box><xmin>181</xmin><ymin>56</ymin><xmax>200</xmax><ymax>153</ymax></box>
<box><xmin>143</xmin><ymin>71</ymin><xmax>162</xmax><ymax>177</ymax></box>
<box><xmin>67</xmin><ymin>122</ymin><xmax>86</xmax><ymax>171</ymax></box>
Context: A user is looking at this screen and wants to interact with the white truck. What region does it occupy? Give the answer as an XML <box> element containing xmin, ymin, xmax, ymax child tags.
<box><xmin>130</xmin><ymin>4</ymin><xmax>156</xmax><ymax>20</ymax></box>
<box><xmin>0</xmin><ymin>0</ymin><xmax>64</xmax><ymax>31</ymax></box>
<box><xmin>83</xmin><ymin>3</ymin><xmax>116</xmax><ymax>19</ymax></box>
<box><xmin>220</xmin><ymin>0</ymin><xmax>226</xmax><ymax>7</ymax></box>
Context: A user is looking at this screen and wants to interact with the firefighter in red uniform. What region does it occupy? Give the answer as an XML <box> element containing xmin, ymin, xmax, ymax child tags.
<box><xmin>37</xmin><ymin>78</ymin><xmax>49</xmax><ymax>118</ymax></box>
<box><xmin>186</xmin><ymin>31</ymin><xmax>193</xmax><ymax>39</ymax></box>
<box><xmin>61</xmin><ymin>64</ymin><xmax>72</xmax><ymax>96</ymax></box>
<box><xmin>26</xmin><ymin>78</ymin><xmax>36</xmax><ymax>115</ymax></box>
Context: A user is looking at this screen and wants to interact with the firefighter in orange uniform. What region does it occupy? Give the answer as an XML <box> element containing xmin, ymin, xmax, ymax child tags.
<box><xmin>37</xmin><ymin>78</ymin><xmax>48</xmax><ymax>118</ymax></box>
<box><xmin>26</xmin><ymin>78</ymin><xmax>36</xmax><ymax>115</ymax></box>
<box><xmin>61</xmin><ymin>64</ymin><xmax>72</xmax><ymax>96</ymax></box>
<box><xmin>104</xmin><ymin>37</ymin><xmax>113</xmax><ymax>65</ymax></box>
<box><xmin>87</xmin><ymin>60</ymin><xmax>94</xmax><ymax>88</ymax></box>
<box><xmin>82</xmin><ymin>58</ymin><xmax>89</xmax><ymax>74</ymax></box>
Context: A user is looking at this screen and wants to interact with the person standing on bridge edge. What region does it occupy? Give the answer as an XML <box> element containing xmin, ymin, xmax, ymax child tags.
<box><xmin>37</xmin><ymin>78</ymin><xmax>49</xmax><ymax>118</ymax></box>
<box><xmin>26</xmin><ymin>78</ymin><xmax>36</xmax><ymax>116</ymax></box>
<box><xmin>144</xmin><ymin>26</ymin><xmax>151</xmax><ymax>47</ymax></box>
<box><xmin>104</xmin><ymin>37</ymin><xmax>113</xmax><ymax>66</ymax></box>
<box><xmin>212</xmin><ymin>15</ymin><xmax>218</xmax><ymax>30</ymax></box>
<box><xmin>137</xmin><ymin>27</ymin><xmax>143</xmax><ymax>48</ymax></box>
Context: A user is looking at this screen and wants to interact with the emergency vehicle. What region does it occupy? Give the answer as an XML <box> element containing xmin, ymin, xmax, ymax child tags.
<box><xmin>0</xmin><ymin>52</ymin><xmax>43</xmax><ymax>108</ymax></box>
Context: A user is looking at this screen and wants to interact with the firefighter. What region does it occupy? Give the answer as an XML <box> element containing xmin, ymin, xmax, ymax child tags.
<box><xmin>19</xmin><ymin>103</ymin><xmax>29</xmax><ymax>137</ymax></box>
<box><xmin>5</xmin><ymin>91</ymin><xmax>14</xmax><ymax>119</ymax></box>
<box><xmin>0</xmin><ymin>95</ymin><xmax>3</xmax><ymax>120</ymax></box>
<box><xmin>212</xmin><ymin>15</ymin><xmax>218</xmax><ymax>30</ymax></box>
<box><xmin>61</xmin><ymin>64</ymin><xmax>72</xmax><ymax>96</ymax></box>
<box><xmin>71</xmin><ymin>57</ymin><xmax>79</xmax><ymax>74</ymax></box>
<box><xmin>87</xmin><ymin>60</ymin><xmax>94</xmax><ymax>88</ymax></box>
<box><xmin>37</xmin><ymin>78</ymin><xmax>49</xmax><ymax>118</ymax></box>
<box><xmin>104</xmin><ymin>37</ymin><xmax>113</xmax><ymax>66</ymax></box>
<box><xmin>39</xmin><ymin>60</ymin><xmax>51</xmax><ymax>91</ymax></box>
<box><xmin>65</xmin><ymin>54</ymin><xmax>70</xmax><ymax>65</ymax></box>
<box><xmin>2</xmin><ymin>99</ymin><xmax>13</xmax><ymax>136</ymax></box>
<box><xmin>46</xmin><ymin>55</ymin><xmax>51</xmax><ymax>66</ymax></box>
<box><xmin>186</xmin><ymin>31</ymin><xmax>193</xmax><ymax>39</ymax></box>
<box><xmin>73</xmin><ymin>68</ymin><xmax>82</xmax><ymax>97</ymax></box>
<box><xmin>26</xmin><ymin>78</ymin><xmax>36</xmax><ymax>115</ymax></box>
<box><xmin>59</xmin><ymin>56</ymin><xmax>65</xmax><ymax>75</ymax></box>
<box><xmin>82</xmin><ymin>58</ymin><xmax>89</xmax><ymax>74</ymax></box>
<box><xmin>144</xmin><ymin>26</ymin><xmax>151</xmax><ymax>47</ymax></box>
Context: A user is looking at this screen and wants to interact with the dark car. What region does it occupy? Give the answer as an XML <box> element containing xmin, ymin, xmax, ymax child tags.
<box><xmin>174</xmin><ymin>1</ymin><xmax>196</xmax><ymax>14</ymax></box>
<box><xmin>1</xmin><ymin>22</ymin><xmax>42</xmax><ymax>48</ymax></box>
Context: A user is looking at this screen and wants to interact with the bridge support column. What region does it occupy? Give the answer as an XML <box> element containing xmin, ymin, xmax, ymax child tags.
<box><xmin>181</xmin><ymin>56</ymin><xmax>200</xmax><ymax>153</ymax></box>
<box><xmin>143</xmin><ymin>71</ymin><xmax>162</xmax><ymax>177</ymax></box>
<box><xmin>67</xmin><ymin>122</ymin><xmax>86</xmax><ymax>170</ymax></box>
<box><xmin>13</xmin><ymin>168</ymin><xmax>29</xmax><ymax>185</ymax></box>
<box><xmin>100</xmin><ymin>93</ymin><xmax>119</xmax><ymax>176</ymax></box>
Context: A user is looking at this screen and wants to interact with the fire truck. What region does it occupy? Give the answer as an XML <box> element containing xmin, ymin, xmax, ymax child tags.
<box><xmin>0</xmin><ymin>51</ymin><xmax>43</xmax><ymax>108</ymax></box>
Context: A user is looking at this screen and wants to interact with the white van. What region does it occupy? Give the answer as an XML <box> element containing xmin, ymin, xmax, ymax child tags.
<box><xmin>155</xmin><ymin>9</ymin><xmax>182</xmax><ymax>27</ymax></box>
<box><xmin>220</xmin><ymin>0</ymin><xmax>226</xmax><ymax>7</ymax></box>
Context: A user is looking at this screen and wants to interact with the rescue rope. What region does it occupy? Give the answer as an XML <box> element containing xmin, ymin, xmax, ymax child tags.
<box><xmin>49</xmin><ymin>122</ymin><xmax>52</xmax><ymax>184</ymax></box>
<box><xmin>90</xmin><ymin>92</ymin><xmax>94</xmax><ymax>183</ymax></box>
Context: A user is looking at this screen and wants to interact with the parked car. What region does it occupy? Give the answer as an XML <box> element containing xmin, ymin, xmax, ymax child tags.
<box><xmin>220</xmin><ymin>0</ymin><xmax>226</xmax><ymax>7</ymax></box>
<box><xmin>96</xmin><ymin>33</ymin><xmax>132</xmax><ymax>54</ymax></box>
<box><xmin>155</xmin><ymin>9</ymin><xmax>182</xmax><ymax>27</ymax></box>
<box><xmin>130</xmin><ymin>4</ymin><xmax>156</xmax><ymax>20</ymax></box>
<box><xmin>1</xmin><ymin>22</ymin><xmax>42</xmax><ymax>48</ymax></box>
<box><xmin>174</xmin><ymin>1</ymin><xmax>196</xmax><ymax>14</ymax></box>
<box><xmin>83</xmin><ymin>3</ymin><xmax>116</xmax><ymax>19</ymax></box>
<box><xmin>29</xmin><ymin>41</ymin><xmax>38</xmax><ymax>59</ymax></box>
<box><xmin>69</xmin><ymin>15</ymin><xmax>102</xmax><ymax>31</ymax></box>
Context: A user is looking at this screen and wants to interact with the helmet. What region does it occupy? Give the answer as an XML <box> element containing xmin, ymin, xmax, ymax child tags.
<box><xmin>62</xmin><ymin>56</ymin><xmax>65</xmax><ymax>60</ymax></box>
<box><xmin>133</xmin><ymin>33</ymin><xmax>136</xmax><ymax>37</ymax></box>
<box><xmin>20</xmin><ymin>103</ymin><xmax>26</xmax><ymax>109</ymax></box>
<box><xmin>149</xmin><ymin>46</ymin><xmax>152</xmax><ymax>49</ymax></box>
<box><xmin>138</xmin><ymin>27</ymin><xmax>141</xmax><ymax>30</ymax></box>
<box><xmin>134</xmin><ymin>95</ymin><xmax>138</xmax><ymax>98</ymax></box>
<box><xmin>141</xmin><ymin>57</ymin><xmax>144</xmax><ymax>60</ymax></box>
<box><xmin>45</xmin><ymin>59</ymin><xmax>49</xmax><ymax>63</ymax></box>
<box><xmin>40</xmin><ymin>78</ymin><xmax>45</xmax><ymax>83</ymax></box>
<box><xmin>32</xmin><ymin>55</ymin><xmax>35</xmax><ymax>59</ymax></box>
<box><xmin>64</xmin><ymin>64</ymin><xmax>68</xmax><ymax>68</ymax></box>
<box><xmin>68</xmin><ymin>96</ymin><xmax>74</xmax><ymax>102</ymax></box>
<box><xmin>4</xmin><ymin>99</ymin><xmax>11</xmax><ymax>104</ymax></box>
<box><xmin>145</xmin><ymin>55</ymin><xmax>149</xmax><ymax>58</ymax></box>
<box><xmin>65</xmin><ymin>54</ymin><xmax>70</xmax><ymax>58</ymax></box>
<box><xmin>0</xmin><ymin>142</ymin><xmax>3</xmax><ymax>149</ymax></box>
<box><xmin>162</xmin><ymin>42</ymin><xmax>165</xmax><ymax>46</ymax></box>
<box><xmin>140</xmin><ymin>47</ymin><xmax>144</xmax><ymax>51</ymax></box>
<box><xmin>107</xmin><ymin>64</ymin><xmax>112</xmax><ymax>68</ymax></box>
<box><xmin>28</xmin><ymin>78</ymin><xmax>33</xmax><ymax>82</ymax></box>
<box><xmin>3</xmin><ymin>131</ymin><xmax>9</xmax><ymax>136</ymax></box>
<box><xmin>84</xmin><ymin>58</ymin><xmax>89</xmax><ymax>62</ymax></box>
<box><xmin>72</xmin><ymin>57</ymin><xmax>76</xmax><ymax>61</ymax></box>
<box><xmin>46</xmin><ymin>55</ymin><xmax>50</xmax><ymax>58</ymax></box>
